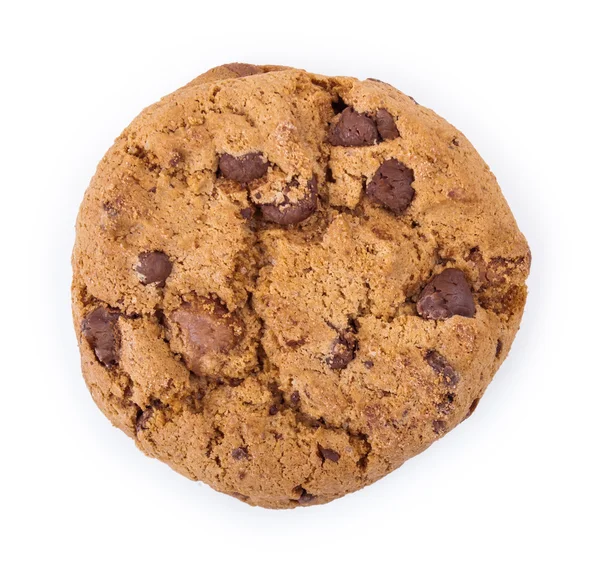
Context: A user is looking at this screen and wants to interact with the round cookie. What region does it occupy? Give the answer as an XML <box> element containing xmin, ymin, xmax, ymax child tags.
<box><xmin>72</xmin><ymin>63</ymin><xmax>530</xmax><ymax>509</ymax></box>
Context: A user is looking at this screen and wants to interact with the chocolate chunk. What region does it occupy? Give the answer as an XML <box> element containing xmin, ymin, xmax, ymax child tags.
<box><xmin>290</xmin><ymin>391</ymin><xmax>300</xmax><ymax>405</ymax></box>
<box><xmin>219</xmin><ymin>152</ymin><xmax>268</xmax><ymax>183</ymax></box>
<box><xmin>318</xmin><ymin>445</ymin><xmax>340</xmax><ymax>463</ymax></box>
<box><xmin>268</xmin><ymin>383</ymin><xmax>285</xmax><ymax>416</ymax></box>
<box><xmin>127</xmin><ymin>145</ymin><xmax>143</xmax><ymax>157</ymax></box>
<box><xmin>285</xmin><ymin>337</ymin><xmax>306</xmax><ymax>349</ymax></box>
<box><xmin>240</xmin><ymin>207</ymin><xmax>255</xmax><ymax>220</ymax></box>
<box><xmin>136</xmin><ymin>400</ymin><xmax>164</xmax><ymax>433</ymax></box>
<box><xmin>185</xmin><ymin>389</ymin><xmax>206</xmax><ymax>413</ymax></box>
<box><xmin>432</xmin><ymin>420</ymin><xmax>446</xmax><ymax>435</ymax></box>
<box><xmin>488</xmin><ymin>256</ymin><xmax>529</xmax><ymax>285</ymax></box>
<box><xmin>224</xmin><ymin>63</ymin><xmax>263</xmax><ymax>77</ymax></box>
<box><xmin>232</xmin><ymin>447</ymin><xmax>249</xmax><ymax>460</ymax></box>
<box><xmin>468</xmin><ymin>248</ymin><xmax>530</xmax><ymax>289</ymax></box>
<box><xmin>215</xmin><ymin>377</ymin><xmax>243</xmax><ymax>387</ymax></box>
<box><xmin>102</xmin><ymin>198</ymin><xmax>122</xmax><ymax>217</ymax></box>
<box><xmin>417</xmin><ymin>268</ymin><xmax>476</xmax><ymax>320</ymax></box>
<box><xmin>169</xmin><ymin>151</ymin><xmax>183</xmax><ymax>167</ymax></box>
<box><xmin>328</xmin><ymin>108</ymin><xmax>378</xmax><ymax>147</ymax></box>
<box><xmin>375</xmin><ymin>109</ymin><xmax>400</xmax><ymax>140</ymax></box>
<box><xmin>327</xmin><ymin>329</ymin><xmax>357</xmax><ymax>370</ymax></box>
<box><xmin>364</xmin><ymin>360</ymin><xmax>374</xmax><ymax>369</ymax></box>
<box><xmin>425</xmin><ymin>350</ymin><xmax>459</xmax><ymax>387</ymax></box>
<box><xmin>496</xmin><ymin>340</ymin><xmax>503</xmax><ymax>358</ymax></box>
<box><xmin>371</xmin><ymin>227</ymin><xmax>393</xmax><ymax>241</ymax></box>
<box><xmin>437</xmin><ymin>393</ymin><xmax>455</xmax><ymax>415</ymax></box>
<box><xmin>464</xmin><ymin>398</ymin><xmax>480</xmax><ymax>420</ymax></box>
<box><xmin>231</xmin><ymin>492</ymin><xmax>250</xmax><ymax>502</ymax></box>
<box><xmin>296</xmin><ymin>487</ymin><xmax>316</xmax><ymax>504</ymax></box>
<box><xmin>135</xmin><ymin>407</ymin><xmax>154</xmax><ymax>433</ymax></box>
<box><xmin>366</xmin><ymin>159</ymin><xmax>415</xmax><ymax>215</ymax></box>
<box><xmin>170</xmin><ymin>297</ymin><xmax>244</xmax><ymax>375</ymax></box>
<box><xmin>260</xmin><ymin>175</ymin><xmax>317</xmax><ymax>225</ymax></box>
<box><xmin>136</xmin><ymin>251</ymin><xmax>172</xmax><ymax>287</ymax></box>
<box><xmin>232</xmin><ymin>491</ymin><xmax>248</xmax><ymax>501</ymax></box>
<box><xmin>81</xmin><ymin>307</ymin><xmax>120</xmax><ymax>367</ymax></box>
<box><xmin>447</xmin><ymin>188</ymin><xmax>465</xmax><ymax>200</ymax></box>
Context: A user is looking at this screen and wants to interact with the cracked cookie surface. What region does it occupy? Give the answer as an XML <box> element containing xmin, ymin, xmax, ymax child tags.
<box><xmin>72</xmin><ymin>63</ymin><xmax>530</xmax><ymax>508</ymax></box>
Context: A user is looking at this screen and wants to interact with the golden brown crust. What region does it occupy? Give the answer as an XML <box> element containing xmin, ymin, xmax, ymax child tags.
<box><xmin>72</xmin><ymin>64</ymin><xmax>530</xmax><ymax>508</ymax></box>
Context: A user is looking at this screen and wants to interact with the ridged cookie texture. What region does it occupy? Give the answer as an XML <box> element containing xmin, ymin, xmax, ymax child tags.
<box><xmin>72</xmin><ymin>63</ymin><xmax>530</xmax><ymax>509</ymax></box>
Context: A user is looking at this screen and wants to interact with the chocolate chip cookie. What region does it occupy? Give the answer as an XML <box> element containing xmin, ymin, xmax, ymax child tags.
<box><xmin>72</xmin><ymin>63</ymin><xmax>531</xmax><ymax>508</ymax></box>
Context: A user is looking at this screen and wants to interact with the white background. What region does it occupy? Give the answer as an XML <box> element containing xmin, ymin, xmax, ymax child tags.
<box><xmin>2</xmin><ymin>1</ymin><xmax>598</xmax><ymax>575</ymax></box>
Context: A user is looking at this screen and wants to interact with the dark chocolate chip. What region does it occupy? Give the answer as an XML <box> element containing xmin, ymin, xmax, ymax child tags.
<box><xmin>285</xmin><ymin>337</ymin><xmax>306</xmax><ymax>349</ymax></box>
<box><xmin>496</xmin><ymin>340</ymin><xmax>503</xmax><ymax>358</ymax></box>
<box><xmin>136</xmin><ymin>251</ymin><xmax>172</xmax><ymax>288</ymax></box>
<box><xmin>366</xmin><ymin>159</ymin><xmax>415</xmax><ymax>215</ymax></box>
<box><xmin>417</xmin><ymin>268</ymin><xmax>476</xmax><ymax>320</ymax></box>
<box><xmin>364</xmin><ymin>360</ymin><xmax>374</xmax><ymax>369</ymax></box>
<box><xmin>102</xmin><ymin>199</ymin><xmax>122</xmax><ymax>218</ymax></box>
<box><xmin>468</xmin><ymin>248</ymin><xmax>530</xmax><ymax>288</ymax></box>
<box><xmin>81</xmin><ymin>307</ymin><xmax>120</xmax><ymax>367</ymax></box>
<box><xmin>169</xmin><ymin>151</ymin><xmax>183</xmax><ymax>167</ymax></box>
<box><xmin>296</xmin><ymin>414</ymin><xmax>323</xmax><ymax>428</ymax></box>
<box><xmin>214</xmin><ymin>377</ymin><xmax>243</xmax><ymax>387</ymax></box>
<box><xmin>432</xmin><ymin>420</ymin><xmax>446</xmax><ymax>434</ymax></box>
<box><xmin>327</xmin><ymin>328</ymin><xmax>358</xmax><ymax>370</ymax></box>
<box><xmin>219</xmin><ymin>152</ymin><xmax>268</xmax><ymax>183</ymax></box>
<box><xmin>318</xmin><ymin>445</ymin><xmax>340</xmax><ymax>463</ymax></box>
<box><xmin>290</xmin><ymin>391</ymin><xmax>301</xmax><ymax>404</ymax></box>
<box><xmin>357</xmin><ymin>455</ymin><xmax>369</xmax><ymax>469</ymax></box>
<box><xmin>425</xmin><ymin>350</ymin><xmax>459</xmax><ymax>387</ymax></box>
<box><xmin>437</xmin><ymin>393</ymin><xmax>455</xmax><ymax>415</ymax></box>
<box><xmin>224</xmin><ymin>63</ymin><xmax>263</xmax><ymax>77</ymax></box>
<box><xmin>371</xmin><ymin>226</ymin><xmax>393</xmax><ymax>241</ymax></box>
<box><xmin>375</xmin><ymin>109</ymin><xmax>400</xmax><ymax>140</ymax></box>
<box><xmin>240</xmin><ymin>207</ymin><xmax>255</xmax><ymax>220</ymax></box>
<box><xmin>231</xmin><ymin>492</ymin><xmax>250</xmax><ymax>502</ymax></box>
<box><xmin>135</xmin><ymin>407</ymin><xmax>154</xmax><ymax>433</ymax></box>
<box><xmin>268</xmin><ymin>382</ymin><xmax>285</xmax><ymax>412</ymax></box>
<box><xmin>127</xmin><ymin>145</ymin><xmax>143</xmax><ymax>157</ymax></box>
<box><xmin>260</xmin><ymin>175</ymin><xmax>318</xmax><ymax>225</ymax></box>
<box><xmin>328</xmin><ymin>108</ymin><xmax>378</xmax><ymax>147</ymax></box>
<box><xmin>296</xmin><ymin>487</ymin><xmax>316</xmax><ymax>504</ymax></box>
<box><xmin>169</xmin><ymin>297</ymin><xmax>244</xmax><ymax>375</ymax></box>
<box><xmin>464</xmin><ymin>398</ymin><xmax>480</xmax><ymax>420</ymax></box>
<box><xmin>185</xmin><ymin>389</ymin><xmax>206</xmax><ymax>413</ymax></box>
<box><xmin>232</xmin><ymin>447</ymin><xmax>249</xmax><ymax>460</ymax></box>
